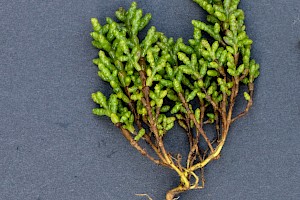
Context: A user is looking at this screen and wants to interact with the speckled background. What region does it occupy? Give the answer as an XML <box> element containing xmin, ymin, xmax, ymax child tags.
<box><xmin>0</xmin><ymin>1</ymin><xmax>299</xmax><ymax>200</ymax></box>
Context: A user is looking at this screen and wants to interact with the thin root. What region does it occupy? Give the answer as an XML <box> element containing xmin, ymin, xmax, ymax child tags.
<box><xmin>135</xmin><ymin>193</ymin><xmax>153</xmax><ymax>200</ymax></box>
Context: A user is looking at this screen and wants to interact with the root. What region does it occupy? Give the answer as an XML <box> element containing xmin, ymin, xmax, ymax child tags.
<box><xmin>165</xmin><ymin>186</ymin><xmax>188</xmax><ymax>200</ymax></box>
<box><xmin>135</xmin><ymin>193</ymin><xmax>153</xmax><ymax>200</ymax></box>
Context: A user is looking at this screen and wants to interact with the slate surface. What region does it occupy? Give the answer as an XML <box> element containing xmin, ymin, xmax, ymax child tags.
<box><xmin>0</xmin><ymin>0</ymin><xmax>299</xmax><ymax>200</ymax></box>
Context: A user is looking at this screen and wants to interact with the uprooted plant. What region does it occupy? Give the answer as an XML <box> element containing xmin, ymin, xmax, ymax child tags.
<box><xmin>90</xmin><ymin>0</ymin><xmax>260</xmax><ymax>199</ymax></box>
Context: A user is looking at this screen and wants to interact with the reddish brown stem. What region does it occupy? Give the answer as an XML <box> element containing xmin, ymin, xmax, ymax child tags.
<box><xmin>226</xmin><ymin>77</ymin><xmax>240</xmax><ymax>128</ymax></box>
<box><xmin>125</xmin><ymin>84</ymin><xmax>167</xmax><ymax>165</ymax></box>
<box><xmin>117</xmin><ymin>124</ymin><xmax>163</xmax><ymax>166</ymax></box>
<box><xmin>234</xmin><ymin>53</ymin><xmax>239</xmax><ymax>66</ymax></box>
<box><xmin>239</xmin><ymin>69</ymin><xmax>249</xmax><ymax>81</ymax></box>
<box><xmin>143</xmin><ymin>134</ymin><xmax>169</xmax><ymax>166</ymax></box>
<box><xmin>139</xmin><ymin>63</ymin><xmax>173</xmax><ymax>166</ymax></box>
<box><xmin>178</xmin><ymin>92</ymin><xmax>214</xmax><ymax>152</ymax></box>
<box><xmin>204</xmin><ymin>93</ymin><xmax>221</xmax><ymax>113</ymax></box>
<box><xmin>124</xmin><ymin>86</ymin><xmax>142</xmax><ymax>129</ymax></box>
<box><xmin>231</xmin><ymin>83</ymin><xmax>254</xmax><ymax>123</ymax></box>
<box><xmin>214</xmin><ymin>111</ymin><xmax>221</xmax><ymax>141</ymax></box>
<box><xmin>185</xmin><ymin>114</ymin><xmax>194</xmax><ymax>150</ymax></box>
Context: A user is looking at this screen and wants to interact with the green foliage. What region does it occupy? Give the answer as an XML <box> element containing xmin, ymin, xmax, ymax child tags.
<box><xmin>90</xmin><ymin>0</ymin><xmax>259</xmax><ymax>128</ymax></box>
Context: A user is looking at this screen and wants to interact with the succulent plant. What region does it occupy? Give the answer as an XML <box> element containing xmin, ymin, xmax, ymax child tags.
<box><xmin>90</xmin><ymin>1</ymin><xmax>259</xmax><ymax>199</ymax></box>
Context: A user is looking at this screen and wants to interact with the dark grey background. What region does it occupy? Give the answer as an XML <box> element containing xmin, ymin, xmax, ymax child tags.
<box><xmin>0</xmin><ymin>0</ymin><xmax>299</xmax><ymax>200</ymax></box>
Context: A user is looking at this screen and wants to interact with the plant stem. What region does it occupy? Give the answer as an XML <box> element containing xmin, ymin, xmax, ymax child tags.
<box><xmin>117</xmin><ymin>125</ymin><xmax>163</xmax><ymax>165</ymax></box>
<box><xmin>231</xmin><ymin>83</ymin><xmax>254</xmax><ymax>123</ymax></box>
<box><xmin>178</xmin><ymin>92</ymin><xmax>214</xmax><ymax>152</ymax></box>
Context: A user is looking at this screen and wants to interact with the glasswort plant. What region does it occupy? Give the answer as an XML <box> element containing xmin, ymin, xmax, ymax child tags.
<box><xmin>90</xmin><ymin>0</ymin><xmax>260</xmax><ymax>199</ymax></box>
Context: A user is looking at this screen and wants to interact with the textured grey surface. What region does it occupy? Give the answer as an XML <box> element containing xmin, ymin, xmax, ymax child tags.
<box><xmin>0</xmin><ymin>0</ymin><xmax>299</xmax><ymax>200</ymax></box>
